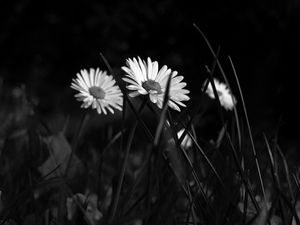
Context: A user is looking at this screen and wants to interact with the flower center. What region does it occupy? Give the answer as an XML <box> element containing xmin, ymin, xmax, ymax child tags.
<box><xmin>142</xmin><ymin>80</ymin><xmax>162</xmax><ymax>94</ymax></box>
<box><xmin>89</xmin><ymin>86</ymin><xmax>106</xmax><ymax>99</ymax></box>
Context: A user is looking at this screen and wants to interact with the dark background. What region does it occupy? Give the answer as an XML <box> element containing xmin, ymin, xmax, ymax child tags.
<box><xmin>0</xmin><ymin>0</ymin><xmax>299</xmax><ymax>143</ymax></box>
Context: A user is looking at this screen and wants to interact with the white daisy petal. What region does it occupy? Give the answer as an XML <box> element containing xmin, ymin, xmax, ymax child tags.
<box><xmin>158</xmin><ymin>69</ymin><xmax>172</xmax><ymax>87</ymax></box>
<box><xmin>149</xmin><ymin>94</ymin><xmax>158</xmax><ymax>104</ymax></box>
<box><xmin>71</xmin><ymin>83</ymin><xmax>88</xmax><ymax>93</ymax></box>
<box><xmin>81</xmin><ymin>69</ymin><xmax>90</xmax><ymax>87</ymax></box>
<box><xmin>122</xmin><ymin>77</ymin><xmax>139</xmax><ymax>86</ymax></box>
<box><xmin>127</xmin><ymin>85</ymin><xmax>143</xmax><ymax>91</ymax></box>
<box><xmin>147</xmin><ymin>57</ymin><xmax>153</xmax><ymax>80</ymax></box>
<box><xmin>138</xmin><ymin>89</ymin><xmax>148</xmax><ymax>95</ymax></box>
<box><xmin>156</xmin><ymin>65</ymin><xmax>169</xmax><ymax>82</ymax></box>
<box><xmin>138</xmin><ymin>57</ymin><xmax>147</xmax><ymax>80</ymax></box>
<box><xmin>76</xmin><ymin>73</ymin><xmax>89</xmax><ymax>90</ymax></box>
<box><xmin>168</xmin><ymin>100</ymin><xmax>181</xmax><ymax>111</ymax></box>
<box><xmin>152</xmin><ymin>61</ymin><xmax>159</xmax><ymax>80</ymax></box>
<box><xmin>129</xmin><ymin>91</ymin><xmax>141</xmax><ymax>97</ymax></box>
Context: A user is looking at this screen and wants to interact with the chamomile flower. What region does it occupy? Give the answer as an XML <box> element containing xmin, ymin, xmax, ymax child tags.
<box><xmin>203</xmin><ymin>78</ymin><xmax>237</xmax><ymax>110</ymax></box>
<box><xmin>122</xmin><ymin>57</ymin><xmax>190</xmax><ymax>111</ymax></box>
<box><xmin>71</xmin><ymin>68</ymin><xmax>123</xmax><ymax>114</ymax></box>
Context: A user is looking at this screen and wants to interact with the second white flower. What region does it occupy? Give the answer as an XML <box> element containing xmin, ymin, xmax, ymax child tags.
<box><xmin>122</xmin><ymin>57</ymin><xmax>190</xmax><ymax>111</ymax></box>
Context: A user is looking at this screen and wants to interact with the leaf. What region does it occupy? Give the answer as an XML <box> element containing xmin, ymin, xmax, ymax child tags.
<box><xmin>38</xmin><ymin>132</ymin><xmax>84</xmax><ymax>179</ymax></box>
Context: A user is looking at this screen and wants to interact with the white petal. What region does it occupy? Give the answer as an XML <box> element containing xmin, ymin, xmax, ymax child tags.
<box><xmin>147</xmin><ymin>57</ymin><xmax>153</xmax><ymax>80</ymax></box>
<box><xmin>129</xmin><ymin>91</ymin><xmax>141</xmax><ymax>97</ymax></box>
<box><xmin>149</xmin><ymin>94</ymin><xmax>158</xmax><ymax>103</ymax></box>
<box><xmin>155</xmin><ymin>65</ymin><xmax>168</xmax><ymax>82</ymax></box>
<box><xmin>122</xmin><ymin>77</ymin><xmax>140</xmax><ymax>86</ymax></box>
<box><xmin>168</xmin><ymin>101</ymin><xmax>181</xmax><ymax>111</ymax></box>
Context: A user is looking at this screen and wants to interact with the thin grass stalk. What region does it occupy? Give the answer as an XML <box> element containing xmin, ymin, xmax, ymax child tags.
<box><xmin>100</xmin><ymin>129</ymin><xmax>125</xmax><ymax>158</ymax></box>
<box><xmin>243</xmin><ymin>184</ymin><xmax>249</xmax><ymax>225</ymax></box>
<box><xmin>186</xmin><ymin>129</ymin><xmax>224</xmax><ymax>187</ymax></box>
<box><xmin>109</xmin><ymin>122</ymin><xmax>137</xmax><ymax>222</ymax></box>
<box><xmin>144</xmin><ymin>155</ymin><xmax>153</xmax><ymax>225</ymax></box>
<box><xmin>277</xmin><ymin>145</ymin><xmax>295</xmax><ymax>202</ymax></box>
<box><xmin>167</xmin><ymin>115</ymin><xmax>212</xmax><ymax>207</ymax></box>
<box><xmin>162</xmin><ymin>119</ymin><xmax>215</xmax><ymax>213</ymax></box>
<box><xmin>184</xmin><ymin>181</ymin><xmax>200</xmax><ymax>225</ymax></box>
<box><xmin>109</xmin><ymin>98</ymin><xmax>147</xmax><ymax>221</ymax></box>
<box><xmin>184</xmin><ymin>181</ymin><xmax>213</xmax><ymax>225</ymax></box>
<box><xmin>227</xmin><ymin>58</ymin><xmax>242</xmax><ymax>152</ymax></box>
<box><xmin>123</xmin><ymin>191</ymin><xmax>147</xmax><ymax>216</ymax></box>
<box><xmin>121</xmin><ymin>147</ymin><xmax>152</xmax><ymax>216</ymax></box>
<box><xmin>65</xmin><ymin>111</ymin><xmax>90</xmax><ymax>177</ymax></box>
<box><xmin>227</xmin><ymin>55</ymin><xmax>266</xmax><ymax>201</ymax></box>
<box><xmin>186</xmin><ymin>183</ymin><xmax>199</xmax><ymax>225</ymax></box>
<box><xmin>193</xmin><ymin>23</ymin><xmax>266</xmax><ymax>201</ymax></box>
<box><xmin>294</xmin><ymin>175</ymin><xmax>300</xmax><ymax>190</ymax></box>
<box><xmin>264</xmin><ymin>134</ymin><xmax>287</xmax><ymax>225</ymax></box>
<box><xmin>290</xmin><ymin>189</ymin><xmax>300</xmax><ymax>225</ymax></box>
<box><xmin>96</xmin><ymin>129</ymin><xmax>125</xmax><ymax>198</ymax></box>
<box><xmin>226</xmin><ymin>133</ymin><xmax>260</xmax><ymax>212</ymax></box>
<box><xmin>277</xmin><ymin>188</ymin><xmax>300</xmax><ymax>225</ymax></box>
<box><xmin>153</xmin><ymin>71</ymin><xmax>172</xmax><ymax>146</ymax></box>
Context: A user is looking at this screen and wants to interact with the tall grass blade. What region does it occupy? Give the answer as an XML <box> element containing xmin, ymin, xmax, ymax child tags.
<box><xmin>194</xmin><ymin>23</ymin><xmax>265</xmax><ymax>200</ymax></box>
<box><xmin>226</xmin><ymin>133</ymin><xmax>260</xmax><ymax>212</ymax></box>
<box><xmin>65</xmin><ymin>111</ymin><xmax>90</xmax><ymax>177</ymax></box>
<box><xmin>154</xmin><ymin>71</ymin><xmax>172</xmax><ymax>146</ymax></box>
<box><xmin>264</xmin><ymin>134</ymin><xmax>287</xmax><ymax>225</ymax></box>
<box><xmin>278</xmin><ymin>189</ymin><xmax>300</xmax><ymax>225</ymax></box>
<box><xmin>186</xmin><ymin>129</ymin><xmax>224</xmax><ymax>187</ymax></box>
<box><xmin>228</xmin><ymin>55</ymin><xmax>266</xmax><ymax>201</ymax></box>
<box><xmin>109</xmin><ymin>122</ymin><xmax>137</xmax><ymax>222</ymax></box>
<box><xmin>277</xmin><ymin>145</ymin><xmax>295</xmax><ymax>202</ymax></box>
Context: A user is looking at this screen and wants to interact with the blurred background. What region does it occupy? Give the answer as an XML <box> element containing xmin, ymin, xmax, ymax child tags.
<box><xmin>0</xmin><ymin>0</ymin><xmax>299</xmax><ymax>144</ymax></box>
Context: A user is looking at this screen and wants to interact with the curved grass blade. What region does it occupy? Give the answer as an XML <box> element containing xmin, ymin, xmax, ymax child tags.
<box><xmin>264</xmin><ymin>134</ymin><xmax>287</xmax><ymax>225</ymax></box>
<box><xmin>194</xmin><ymin>24</ymin><xmax>265</xmax><ymax>200</ymax></box>
<box><xmin>227</xmin><ymin>55</ymin><xmax>266</xmax><ymax>201</ymax></box>
<box><xmin>186</xmin><ymin>129</ymin><xmax>224</xmax><ymax>187</ymax></box>
<box><xmin>226</xmin><ymin>132</ymin><xmax>260</xmax><ymax>212</ymax></box>
<box><xmin>277</xmin><ymin>145</ymin><xmax>295</xmax><ymax>202</ymax></box>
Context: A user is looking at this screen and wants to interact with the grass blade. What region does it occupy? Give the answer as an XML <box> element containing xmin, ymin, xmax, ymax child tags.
<box><xmin>109</xmin><ymin>122</ymin><xmax>137</xmax><ymax>222</ymax></box>
<box><xmin>194</xmin><ymin>23</ymin><xmax>265</xmax><ymax>200</ymax></box>
<box><xmin>228</xmin><ymin>55</ymin><xmax>266</xmax><ymax>201</ymax></box>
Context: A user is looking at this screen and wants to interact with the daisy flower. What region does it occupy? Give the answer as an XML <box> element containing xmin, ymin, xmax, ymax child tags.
<box><xmin>203</xmin><ymin>78</ymin><xmax>237</xmax><ymax>110</ymax></box>
<box><xmin>71</xmin><ymin>68</ymin><xmax>123</xmax><ymax>114</ymax></box>
<box><xmin>122</xmin><ymin>57</ymin><xmax>190</xmax><ymax>111</ymax></box>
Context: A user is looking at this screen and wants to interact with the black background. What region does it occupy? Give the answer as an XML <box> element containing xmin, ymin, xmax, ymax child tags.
<box><xmin>0</xmin><ymin>0</ymin><xmax>299</xmax><ymax>142</ymax></box>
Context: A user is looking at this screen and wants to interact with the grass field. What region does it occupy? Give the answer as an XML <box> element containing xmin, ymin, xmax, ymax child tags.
<box><xmin>1</xmin><ymin>23</ymin><xmax>299</xmax><ymax>225</ymax></box>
